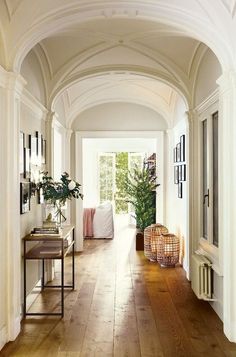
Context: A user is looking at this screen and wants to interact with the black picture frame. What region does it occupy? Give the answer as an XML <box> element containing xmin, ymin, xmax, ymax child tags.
<box><xmin>42</xmin><ymin>138</ymin><xmax>46</xmax><ymax>165</ymax></box>
<box><xmin>20</xmin><ymin>182</ymin><xmax>31</xmax><ymax>214</ymax></box>
<box><xmin>36</xmin><ymin>131</ymin><xmax>42</xmax><ymax>166</ymax></box>
<box><xmin>178</xmin><ymin>182</ymin><xmax>183</xmax><ymax>199</ymax></box>
<box><xmin>37</xmin><ymin>187</ymin><xmax>44</xmax><ymax>204</ymax></box>
<box><xmin>180</xmin><ymin>134</ymin><xmax>185</xmax><ymax>162</ymax></box>
<box><xmin>20</xmin><ymin>132</ymin><xmax>25</xmax><ymax>175</ymax></box>
<box><xmin>23</xmin><ymin>148</ymin><xmax>30</xmax><ymax>179</ymax></box>
<box><xmin>29</xmin><ymin>134</ymin><xmax>38</xmax><ymax>166</ymax></box>
<box><xmin>176</xmin><ymin>142</ymin><xmax>181</xmax><ymax>162</ymax></box>
<box><xmin>178</xmin><ymin>165</ymin><xmax>182</xmax><ymax>182</ymax></box>
<box><xmin>173</xmin><ymin>147</ymin><xmax>177</xmax><ymax>163</ymax></box>
<box><xmin>174</xmin><ymin>166</ymin><xmax>179</xmax><ymax>184</ymax></box>
<box><xmin>181</xmin><ymin>164</ymin><xmax>186</xmax><ymax>181</ymax></box>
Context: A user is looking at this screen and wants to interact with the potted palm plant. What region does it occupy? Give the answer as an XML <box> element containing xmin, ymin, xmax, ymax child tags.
<box><xmin>123</xmin><ymin>163</ymin><xmax>159</xmax><ymax>250</ymax></box>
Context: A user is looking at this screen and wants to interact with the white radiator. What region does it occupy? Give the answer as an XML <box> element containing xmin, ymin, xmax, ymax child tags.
<box><xmin>191</xmin><ymin>253</ymin><xmax>214</xmax><ymax>301</ymax></box>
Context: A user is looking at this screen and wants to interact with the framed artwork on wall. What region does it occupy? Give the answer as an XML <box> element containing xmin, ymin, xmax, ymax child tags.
<box><xmin>173</xmin><ymin>147</ymin><xmax>177</xmax><ymax>163</ymax></box>
<box><xmin>178</xmin><ymin>182</ymin><xmax>183</xmax><ymax>199</ymax></box>
<box><xmin>181</xmin><ymin>164</ymin><xmax>186</xmax><ymax>181</ymax></box>
<box><xmin>41</xmin><ymin>138</ymin><xmax>46</xmax><ymax>165</ymax></box>
<box><xmin>20</xmin><ymin>132</ymin><xmax>25</xmax><ymax>176</ymax></box>
<box><xmin>180</xmin><ymin>134</ymin><xmax>185</xmax><ymax>162</ymax></box>
<box><xmin>29</xmin><ymin>134</ymin><xmax>38</xmax><ymax>166</ymax></box>
<box><xmin>174</xmin><ymin>166</ymin><xmax>179</xmax><ymax>184</ymax></box>
<box><xmin>20</xmin><ymin>182</ymin><xmax>31</xmax><ymax>214</ymax></box>
<box><xmin>24</xmin><ymin>148</ymin><xmax>30</xmax><ymax>179</ymax></box>
<box><xmin>176</xmin><ymin>142</ymin><xmax>181</xmax><ymax>162</ymax></box>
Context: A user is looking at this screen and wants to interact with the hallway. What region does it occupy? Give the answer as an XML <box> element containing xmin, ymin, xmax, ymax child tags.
<box><xmin>2</xmin><ymin>222</ymin><xmax>236</xmax><ymax>357</ymax></box>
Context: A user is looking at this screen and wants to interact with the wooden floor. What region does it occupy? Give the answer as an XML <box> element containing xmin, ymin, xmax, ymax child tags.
<box><xmin>2</xmin><ymin>218</ymin><xmax>236</xmax><ymax>357</ymax></box>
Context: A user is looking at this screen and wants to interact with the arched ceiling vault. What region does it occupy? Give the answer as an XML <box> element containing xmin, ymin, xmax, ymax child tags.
<box><xmin>0</xmin><ymin>1</ymin><xmax>230</xmax><ymax>128</ymax></box>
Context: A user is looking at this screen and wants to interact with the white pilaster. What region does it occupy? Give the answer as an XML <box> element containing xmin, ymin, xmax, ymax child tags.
<box><xmin>75</xmin><ymin>132</ymin><xmax>84</xmax><ymax>251</ymax></box>
<box><xmin>217</xmin><ymin>71</ymin><xmax>236</xmax><ymax>342</ymax></box>
<box><xmin>45</xmin><ymin>111</ymin><xmax>58</xmax><ymax>175</ymax></box>
<box><xmin>185</xmin><ymin>110</ymin><xmax>199</xmax><ymax>280</ymax></box>
<box><xmin>0</xmin><ymin>68</ymin><xmax>26</xmax><ymax>343</ymax></box>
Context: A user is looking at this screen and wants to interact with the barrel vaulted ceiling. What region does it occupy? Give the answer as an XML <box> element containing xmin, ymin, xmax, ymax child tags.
<box><xmin>36</xmin><ymin>18</ymin><xmax>206</xmax><ymax>126</ymax></box>
<box><xmin>0</xmin><ymin>0</ymin><xmax>230</xmax><ymax>127</ymax></box>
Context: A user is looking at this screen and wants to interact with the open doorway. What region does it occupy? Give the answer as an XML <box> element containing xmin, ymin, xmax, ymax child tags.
<box><xmin>81</xmin><ymin>136</ymin><xmax>162</xmax><ymax>238</ymax></box>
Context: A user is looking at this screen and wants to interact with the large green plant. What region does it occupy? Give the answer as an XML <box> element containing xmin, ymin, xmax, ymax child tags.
<box><xmin>123</xmin><ymin>164</ymin><xmax>159</xmax><ymax>231</ymax></box>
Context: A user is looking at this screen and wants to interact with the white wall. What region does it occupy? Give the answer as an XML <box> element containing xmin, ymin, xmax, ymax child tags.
<box><xmin>165</xmin><ymin>119</ymin><xmax>188</xmax><ymax>272</ymax></box>
<box><xmin>83</xmin><ymin>138</ymin><xmax>157</xmax><ymax>207</ymax></box>
<box><xmin>21</xmin><ymin>50</ymin><xmax>46</xmax><ymax>105</ymax></box>
<box><xmin>20</xmin><ymin>103</ymin><xmax>46</xmax><ymax>300</ymax></box>
<box><xmin>54</xmin><ymin>96</ymin><xmax>66</xmax><ymax>127</ymax></box>
<box><xmin>72</xmin><ymin>102</ymin><xmax>167</xmax><ymax>131</ymax></box>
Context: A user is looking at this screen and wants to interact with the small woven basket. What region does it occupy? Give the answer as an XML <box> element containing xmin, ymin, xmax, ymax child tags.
<box><xmin>144</xmin><ymin>224</ymin><xmax>168</xmax><ymax>261</ymax></box>
<box><xmin>156</xmin><ymin>233</ymin><xmax>180</xmax><ymax>267</ymax></box>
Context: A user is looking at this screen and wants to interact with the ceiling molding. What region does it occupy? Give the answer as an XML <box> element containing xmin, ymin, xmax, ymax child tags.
<box><xmin>10</xmin><ymin>1</ymin><xmax>235</xmax><ymax>72</ymax></box>
<box><xmin>49</xmin><ymin>65</ymin><xmax>190</xmax><ymax>110</ymax></box>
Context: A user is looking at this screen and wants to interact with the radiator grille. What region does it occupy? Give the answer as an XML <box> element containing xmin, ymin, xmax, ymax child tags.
<box><xmin>191</xmin><ymin>254</ymin><xmax>213</xmax><ymax>300</ymax></box>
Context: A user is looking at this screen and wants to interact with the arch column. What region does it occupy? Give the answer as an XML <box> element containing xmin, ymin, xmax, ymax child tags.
<box><xmin>217</xmin><ymin>71</ymin><xmax>236</xmax><ymax>342</ymax></box>
<box><xmin>45</xmin><ymin>111</ymin><xmax>58</xmax><ymax>176</ymax></box>
<box><xmin>0</xmin><ymin>67</ymin><xmax>26</xmax><ymax>345</ymax></box>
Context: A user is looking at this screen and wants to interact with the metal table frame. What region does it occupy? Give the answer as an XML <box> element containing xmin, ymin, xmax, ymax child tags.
<box><xmin>23</xmin><ymin>226</ymin><xmax>75</xmax><ymax>318</ymax></box>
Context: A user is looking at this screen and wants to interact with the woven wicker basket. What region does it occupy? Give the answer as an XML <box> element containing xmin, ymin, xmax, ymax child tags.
<box><xmin>156</xmin><ymin>233</ymin><xmax>180</xmax><ymax>267</ymax></box>
<box><xmin>144</xmin><ymin>224</ymin><xmax>168</xmax><ymax>261</ymax></box>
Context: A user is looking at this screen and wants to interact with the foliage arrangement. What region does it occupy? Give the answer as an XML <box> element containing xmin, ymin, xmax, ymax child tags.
<box><xmin>37</xmin><ymin>171</ymin><xmax>83</xmax><ymax>222</ymax></box>
<box><xmin>123</xmin><ymin>163</ymin><xmax>159</xmax><ymax>231</ymax></box>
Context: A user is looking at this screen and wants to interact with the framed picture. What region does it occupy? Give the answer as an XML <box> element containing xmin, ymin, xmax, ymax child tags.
<box><xmin>178</xmin><ymin>165</ymin><xmax>182</xmax><ymax>182</ymax></box>
<box><xmin>37</xmin><ymin>187</ymin><xmax>44</xmax><ymax>204</ymax></box>
<box><xmin>178</xmin><ymin>182</ymin><xmax>183</xmax><ymax>199</ymax></box>
<box><xmin>42</xmin><ymin>138</ymin><xmax>46</xmax><ymax>165</ymax></box>
<box><xmin>36</xmin><ymin>131</ymin><xmax>42</xmax><ymax>166</ymax></box>
<box><xmin>173</xmin><ymin>147</ymin><xmax>177</xmax><ymax>163</ymax></box>
<box><xmin>29</xmin><ymin>134</ymin><xmax>38</xmax><ymax>166</ymax></box>
<box><xmin>20</xmin><ymin>132</ymin><xmax>25</xmax><ymax>175</ymax></box>
<box><xmin>176</xmin><ymin>142</ymin><xmax>181</xmax><ymax>162</ymax></box>
<box><xmin>24</xmin><ymin>148</ymin><xmax>30</xmax><ymax>179</ymax></box>
<box><xmin>181</xmin><ymin>164</ymin><xmax>186</xmax><ymax>181</ymax></box>
<box><xmin>174</xmin><ymin>166</ymin><xmax>179</xmax><ymax>184</ymax></box>
<box><xmin>180</xmin><ymin>135</ymin><xmax>185</xmax><ymax>162</ymax></box>
<box><xmin>20</xmin><ymin>182</ymin><xmax>31</xmax><ymax>214</ymax></box>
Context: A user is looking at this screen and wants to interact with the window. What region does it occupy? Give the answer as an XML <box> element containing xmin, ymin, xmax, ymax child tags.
<box><xmin>201</xmin><ymin>111</ymin><xmax>219</xmax><ymax>248</ymax></box>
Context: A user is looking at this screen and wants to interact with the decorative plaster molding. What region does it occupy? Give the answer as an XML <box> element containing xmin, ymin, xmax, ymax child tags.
<box><xmin>194</xmin><ymin>88</ymin><xmax>219</xmax><ymax>114</ymax></box>
<box><xmin>21</xmin><ymin>88</ymin><xmax>48</xmax><ymax>121</ymax></box>
<box><xmin>217</xmin><ymin>70</ymin><xmax>236</xmax><ymax>93</ymax></box>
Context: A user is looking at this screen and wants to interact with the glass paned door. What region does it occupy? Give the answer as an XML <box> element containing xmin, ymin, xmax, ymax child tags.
<box><xmin>201</xmin><ymin>112</ymin><xmax>219</xmax><ymax>247</ymax></box>
<box><xmin>212</xmin><ymin>112</ymin><xmax>219</xmax><ymax>247</ymax></box>
<box><xmin>202</xmin><ymin>119</ymin><xmax>208</xmax><ymax>239</ymax></box>
<box><xmin>99</xmin><ymin>153</ymin><xmax>115</xmax><ymax>204</ymax></box>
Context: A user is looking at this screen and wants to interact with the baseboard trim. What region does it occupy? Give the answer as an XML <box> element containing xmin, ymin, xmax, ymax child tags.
<box><xmin>0</xmin><ymin>325</ymin><xmax>7</xmax><ymax>351</ymax></box>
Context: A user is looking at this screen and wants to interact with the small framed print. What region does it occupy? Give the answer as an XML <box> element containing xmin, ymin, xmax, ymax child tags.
<box><xmin>37</xmin><ymin>187</ymin><xmax>44</xmax><ymax>204</ymax></box>
<box><xmin>20</xmin><ymin>132</ymin><xmax>25</xmax><ymax>175</ymax></box>
<box><xmin>180</xmin><ymin>135</ymin><xmax>185</xmax><ymax>162</ymax></box>
<box><xmin>36</xmin><ymin>131</ymin><xmax>42</xmax><ymax>166</ymax></box>
<box><xmin>24</xmin><ymin>148</ymin><xmax>30</xmax><ymax>179</ymax></box>
<box><xmin>174</xmin><ymin>166</ymin><xmax>179</xmax><ymax>184</ymax></box>
<box><xmin>29</xmin><ymin>134</ymin><xmax>38</xmax><ymax>166</ymax></box>
<box><xmin>181</xmin><ymin>164</ymin><xmax>186</xmax><ymax>181</ymax></box>
<box><xmin>178</xmin><ymin>165</ymin><xmax>182</xmax><ymax>182</ymax></box>
<box><xmin>20</xmin><ymin>182</ymin><xmax>31</xmax><ymax>214</ymax></box>
<box><xmin>42</xmin><ymin>138</ymin><xmax>46</xmax><ymax>165</ymax></box>
<box><xmin>176</xmin><ymin>142</ymin><xmax>181</xmax><ymax>162</ymax></box>
<box><xmin>173</xmin><ymin>147</ymin><xmax>177</xmax><ymax>163</ymax></box>
<box><xmin>178</xmin><ymin>182</ymin><xmax>183</xmax><ymax>199</ymax></box>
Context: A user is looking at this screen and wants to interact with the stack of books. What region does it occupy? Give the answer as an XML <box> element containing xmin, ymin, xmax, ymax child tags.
<box><xmin>30</xmin><ymin>227</ymin><xmax>62</xmax><ymax>237</ymax></box>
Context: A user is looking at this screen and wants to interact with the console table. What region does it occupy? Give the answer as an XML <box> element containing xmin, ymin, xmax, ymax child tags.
<box><xmin>23</xmin><ymin>225</ymin><xmax>75</xmax><ymax>318</ymax></box>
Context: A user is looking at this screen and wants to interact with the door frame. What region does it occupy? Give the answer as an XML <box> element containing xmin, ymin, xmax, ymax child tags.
<box><xmin>75</xmin><ymin>131</ymin><xmax>164</xmax><ymax>251</ymax></box>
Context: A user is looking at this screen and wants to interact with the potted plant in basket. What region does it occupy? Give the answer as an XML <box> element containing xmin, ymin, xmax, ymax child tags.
<box><xmin>37</xmin><ymin>171</ymin><xmax>83</xmax><ymax>226</ymax></box>
<box><xmin>123</xmin><ymin>163</ymin><xmax>159</xmax><ymax>250</ymax></box>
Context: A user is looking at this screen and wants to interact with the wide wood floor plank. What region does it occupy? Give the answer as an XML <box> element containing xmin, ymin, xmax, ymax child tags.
<box><xmin>2</xmin><ymin>218</ymin><xmax>235</xmax><ymax>357</ymax></box>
